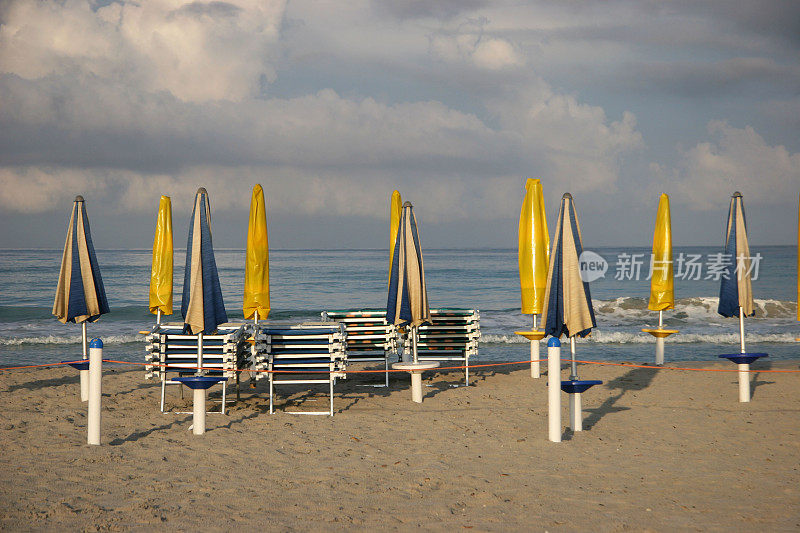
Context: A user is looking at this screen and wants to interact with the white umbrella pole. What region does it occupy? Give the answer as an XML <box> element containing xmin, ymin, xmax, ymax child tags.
<box><xmin>193</xmin><ymin>332</ymin><xmax>206</xmax><ymax>435</ymax></box>
<box><xmin>156</xmin><ymin>308</ymin><xmax>161</xmax><ymax>326</ymax></box>
<box><xmin>87</xmin><ymin>339</ymin><xmax>102</xmax><ymax>445</ymax></box>
<box><xmin>655</xmin><ymin>310</ymin><xmax>665</xmax><ymax>366</ymax></box>
<box><xmin>738</xmin><ymin>307</ymin><xmax>750</xmax><ymax>403</ymax></box>
<box><xmin>254</xmin><ymin>310</ymin><xmax>258</xmax><ymax>325</ymax></box>
<box><xmin>412</xmin><ymin>326</ymin><xmax>419</xmax><ymax>364</ymax></box>
<box><xmin>569</xmin><ymin>336</ymin><xmax>578</xmax><ymax>379</ymax></box>
<box><xmin>547</xmin><ymin>340</ymin><xmax>561</xmax><ymax>442</ymax></box>
<box><xmin>80</xmin><ymin>322</ymin><xmax>89</xmax><ymax>402</ymax></box>
<box><xmin>530</xmin><ymin>315</ymin><xmax>540</xmax><ymax>379</ymax></box>
<box><xmin>568</xmin><ymin>336</ymin><xmax>582</xmax><ymax>432</ymax></box>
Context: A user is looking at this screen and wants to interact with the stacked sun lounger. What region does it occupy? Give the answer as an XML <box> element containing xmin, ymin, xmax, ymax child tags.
<box><xmin>250</xmin><ymin>322</ymin><xmax>347</xmax><ymax>416</ymax></box>
<box><xmin>320</xmin><ymin>310</ymin><xmax>398</xmax><ymax>387</ymax></box>
<box><xmin>144</xmin><ymin>323</ymin><xmax>249</xmax><ymax>413</ymax></box>
<box><xmin>402</xmin><ymin>309</ymin><xmax>481</xmax><ymax>385</ymax></box>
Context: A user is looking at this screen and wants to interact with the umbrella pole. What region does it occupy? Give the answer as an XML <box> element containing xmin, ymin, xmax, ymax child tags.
<box><xmin>530</xmin><ymin>315</ymin><xmax>540</xmax><ymax>378</ymax></box>
<box><xmin>156</xmin><ymin>308</ymin><xmax>161</xmax><ymax>326</ymax></box>
<box><xmin>193</xmin><ymin>331</ymin><xmax>206</xmax><ymax>435</ymax></box>
<box><xmin>412</xmin><ymin>326</ymin><xmax>419</xmax><ymax>364</ymax></box>
<box><xmin>80</xmin><ymin>322</ymin><xmax>89</xmax><ymax>402</ymax></box>
<box><xmin>738</xmin><ymin>306</ymin><xmax>750</xmax><ymax>403</ymax></box>
<box><xmin>569</xmin><ymin>336</ymin><xmax>578</xmax><ymax>380</ymax></box>
<box><xmin>655</xmin><ymin>310</ymin><xmax>665</xmax><ymax>366</ymax></box>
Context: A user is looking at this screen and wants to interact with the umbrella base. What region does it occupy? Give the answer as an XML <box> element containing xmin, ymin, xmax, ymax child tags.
<box><xmin>392</xmin><ymin>362</ymin><xmax>440</xmax><ymax>403</ymax></box>
<box><xmin>63</xmin><ymin>360</ymin><xmax>90</xmax><ymax>371</ymax></box>
<box><xmin>174</xmin><ymin>376</ymin><xmax>227</xmax><ymax>390</ymax></box>
<box><xmin>560</xmin><ymin>379</ymin><xmax>602</xmax><ymax>394</ymax></box>
<box><xmin>718</xmin><ymin>353</ymin><xmax>768</xmax><ymax>365</ymax></box>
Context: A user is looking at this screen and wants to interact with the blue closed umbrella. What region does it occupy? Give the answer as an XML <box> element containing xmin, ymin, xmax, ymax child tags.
<box><xmin>540</xmin><ymin>193</ymin><xmax>596</xmax><ymax>379</ymax></box>
<box><xmin>181</xmin><ymin>188</ymin><xmax>227</xmax><ymax>337</ymax></box>
<box><xmin>53</xmin><ymin>196</ymin><xmax>110</xmax><ymax>371</ymax></box>
<box><xmin>718</xmin><ymin>192</ymin><xmax>755</xmax><ymax>319</ymax></box>
<box><xmin>387</xmin><ymin>201</ymin><xmax>430</xmax><ymax>362</ymax></box>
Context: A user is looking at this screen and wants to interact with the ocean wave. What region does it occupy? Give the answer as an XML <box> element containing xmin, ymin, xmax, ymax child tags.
<box><xmin>480</xmin><ymin>331</ymin><xmax>799</xmax><ymax>345</ymax></box>
<box><xmin>594</xmin><ymin>297</ymin><xmax>796</xmax><ymax>320</ymax></box>
<box><xmin>0</xmin><ymin>334</ymin><xmax>143</xmax><ymax>346</ymax></box>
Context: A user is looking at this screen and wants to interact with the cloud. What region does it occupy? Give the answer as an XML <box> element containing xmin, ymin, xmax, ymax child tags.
<box><xmin>0</xmin><ymin>0</ymin><xmax>286</xmax><ymax>102</ymax></box>
<box><xmin>664</xmin><ymin>121</ymin><xmax>800</xmax><ymax>209</ymax></box>
<box><xmin>429</xmin><ymin>19</ymin><xmax>523</xmax><ymax>70</ymax></box>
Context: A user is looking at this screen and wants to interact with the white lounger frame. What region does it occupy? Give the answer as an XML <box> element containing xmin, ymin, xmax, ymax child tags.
<box><xmin>145</xmin><ymin>323</ymin><xmax>248</xmax><ymax>414</ymax></box>
<box><xmin>402</xmin><ymin>309</ymin><xmax>481</xmax><ymax>385</ymax></box>
<box><xmin>251</xmin><ymin>323</ymin><xmax>346</xmax><ymax>416</ymax></box>
<box><xmin>321</xmin><ymin>310</ymin><xmax>398</xmax><ymax>387</ymax></box>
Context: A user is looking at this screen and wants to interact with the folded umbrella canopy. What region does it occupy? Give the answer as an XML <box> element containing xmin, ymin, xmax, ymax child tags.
<box><xmin>149</xmin><ymin>195</ymin><xmax>173</xmax><ymax>323</ymax></box>
<box><xmin>182</xmin><ymin>188</ymin><xmax>227</xmax><ymax>336</ymax></box>
<box><xmin>519</xmin><ymin>178</ymin><xmax>550</xmax><ymax>318</ymax></box>
<box><xmin>243</xmin><ymin>184</ymin><xmax>270</xmax><ymax>322</ymax></box>
<box><xmin>718</xmin><ymin>192</ymin><xmax>754</xmax><ymax>320</ymax></box>
<box><xmin>389</xmin><ymin>190</ymin><xmax>402</xmax><ymax>281</ymax></box>
<box><xmin>53</xmin><ymin>196</ymin><xmax>110</xmax><ymax>325</ymax></box>
<box><xmin>387</xmin><ymin>201</ymin><xmax>430</xmax><ymax>362</ymax></box>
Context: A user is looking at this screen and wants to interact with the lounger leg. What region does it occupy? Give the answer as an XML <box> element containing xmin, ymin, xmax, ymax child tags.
<box><xmin>236</xmin><ymin>373</ymin><xmax>241</xmax><ymax>401</ymax></box>
<box><xmin>269</xmin><ymin>375</ymin><xmax>274</xmax><ymax>414</ymax></box>
<box><xmin>384</xmin><ymin>355</ymin><xmax>389</xmax><ymax>387</ymax></box>
<box><xmin>465</xmin><ymin>355</ymin><xmax>469</xmax><ymax>386</ymax></box>
<box><xmin>221</xmin><ymin>381</ymin><xmax>227</xmax><ymax>415</ymax></box>
<box><xmin>329</xmin><ymin>378</ymin><xmax>334</xmax><ymax>416</ymax></box>
<box><xmin>160</xmin><ymin>379</ymin><xmax>166</xmax><ymax>413</ymax></box>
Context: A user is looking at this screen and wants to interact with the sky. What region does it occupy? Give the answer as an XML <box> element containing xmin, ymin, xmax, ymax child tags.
<box><xmin>0</xmin><ymin>0</ymin><xmax>798</xmax><ymax>250</ymax></box>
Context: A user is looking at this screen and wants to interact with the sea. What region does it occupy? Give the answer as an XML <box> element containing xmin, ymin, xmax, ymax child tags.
<box><xmin>1</xmin><ymin>246</ymin><xmax>798</xmax><ymax>367</ymax></box>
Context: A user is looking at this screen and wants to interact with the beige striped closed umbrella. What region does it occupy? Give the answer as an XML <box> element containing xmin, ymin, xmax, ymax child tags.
<box><xmin>386</xmin><ymin>201</ymin><xmax>429</xmax><ymax>362</ymax></box>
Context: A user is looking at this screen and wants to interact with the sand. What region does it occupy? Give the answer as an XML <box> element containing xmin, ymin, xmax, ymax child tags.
<box><xmin>1</xmin><ymin>359</ymin><xmax>798</xmax><ymax>532</ymax></box>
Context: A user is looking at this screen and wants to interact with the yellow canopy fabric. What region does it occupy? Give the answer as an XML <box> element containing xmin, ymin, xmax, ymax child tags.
<box><xmin>518</xmin><ymin>178</ymin><xmax>549</xmax><ymax>315</ymax></box>
<box><xmin>243</xmin><ymin>184</ymin><xmax>270</xmax><ymax>320</ymax></box>
<box><xmin>648</xmin><ymin>193</ymin><xmax>674</xmax><ymax>311</ymax></box>
<box><xmin>389</xmin><ymin>190</ymin><xmax>402</xmax><ymax>272</ymax></box>
<box><xmin>149</xmin><ymin>195</ymin><xmax>173</xmax><ymax>316</ymax></box>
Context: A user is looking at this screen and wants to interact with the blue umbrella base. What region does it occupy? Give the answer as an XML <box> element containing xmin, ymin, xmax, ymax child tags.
<box><xmin>718</xmin><ymin>353</ymin><xmax>768</xmax><ymax>365</ymax></box>
<box><xmin>62</xmin><ymin>360</ymin><xmax>89</xmax><ymax>371</ymax></box>
<box><xmin>174</xmin><ymin>376</ymin><xmax>227</xmax><ymax>390</ymax></box>
<box><xmin>561</xmin><ymin>380</ymin><xmax>603</xmax><ymax>394</ymax></box>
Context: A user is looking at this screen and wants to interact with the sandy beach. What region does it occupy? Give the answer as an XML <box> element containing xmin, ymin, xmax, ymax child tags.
<box><xmin>1</xmin><ymin>359</ymin><xmax>798</xmax><ymax>531</ymax></box>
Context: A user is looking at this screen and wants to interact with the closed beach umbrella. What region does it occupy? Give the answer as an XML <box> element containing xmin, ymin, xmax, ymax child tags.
<box><xmin>642</xmin><ymin>193</ymin><xmax>678</xmax><ymax>365</ymax></box>
<box><xmin>53</xmin><ymin>196</ymin><xmax>110</xmax><ymax>325</ymax></box>
<box><xmin>716</xmin><ymin>192</ymin><xmax>767</xmax><ymax>402</ymax></box>
<box><xmin>519</xmin><ymin>178</ymin><xmax>550</xmax><ymax>319</ymax></box>
<box><xmin>53</xmin><ymin>195</ymin><xmax>109</xmax><ymax>401</ymax></box>
<box><xmin>387</xmin><ymin>201</ymin><xmax>430</xmax><ymax>362</ymax></box>
<box><xmin>243</xmin><ymin>184</ymin><xmax>270</xmax><ymax>322</ymax></box>
<box><xmin>389</xmin><ymin>190</ymin><xmax>402</xmax><ymax>280</ymax></box>
<box><xmin>182</xmin><ymin>188</ymin><xmax>227</xmax><ymax>337</ymax></box>
<box><xmin>717</xmin><ymin>192</ymin><xmax>754</xmax><ymax>320</ymax></box>
<box><xmin>149</xmin><ymin>195</ymin><xmax>173</xmax><ymax>323</ymax></box>
<box><xmin>540</xmin><ymin>193</ymin><xmax>596</xmax><ymax>378</ymax></box>
<box><xmin>516</xmin><ymin>178</ymin><xmax>549</xmax><ymax>378</ymax></box>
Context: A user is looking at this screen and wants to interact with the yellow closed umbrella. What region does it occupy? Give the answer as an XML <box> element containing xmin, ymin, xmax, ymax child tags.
<box><xmin>642</xmin><ymin>193</ymin><xmax>678</xmax><ymax>364</ymax></box>
<box><xmin>149</xmin><ymin>195</ymin><xmax>173</xmax><ymax>322</ymax></box>
<box><xmin>389</xmin><ymin>190</ymin><xmax>402</xmax><ymax>274</ymax></box>
<box><xmin>515</xmin><ymin>178</ymin><xmax>550</xmax><ymax>378</ymax></box>
<box><xmin>519</xmin><ymin>179</ymin><xmax>550</xmax><ymax>316</ymax></box>
<box><xmin>243</xmin><ymin>184</ymin><xmax>270</xmax><ymax>321</ymax></box>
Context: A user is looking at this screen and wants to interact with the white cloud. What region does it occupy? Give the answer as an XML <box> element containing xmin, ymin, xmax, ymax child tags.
<box><xmin>0</xmin><ymin>0</ymin><xmax>286</xmax><ymax>102</ymax></box>
<box><xmin>429</xmin><ymin>19</ymin><xmax>523</xmax><ymax>70</ymax></box>
<box><xmin>666</xmin><ymin>121</ymin><xmax>800</xmax><ymax>209</ymax></box>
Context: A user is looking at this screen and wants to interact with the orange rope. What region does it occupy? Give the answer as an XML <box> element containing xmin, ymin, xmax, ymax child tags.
<box><xmin>3</xmin><ymin>358</ymin><xmax>798</xmax><ymax>374</ymax></box>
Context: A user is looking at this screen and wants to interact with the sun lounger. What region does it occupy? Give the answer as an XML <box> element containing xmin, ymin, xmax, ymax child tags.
<box><xmin>250</xmin><ymin>322</ymin><xmax>346</xmax><ymax>416</ymax></box>
<box><xmin>401</xmin><ymin>309</ymin><xmax>480</xmax><ymax>385</ymax></box>
<box><xmin>144</xmin><ymin>323</ymin><xmax>249</xmax><ymax>413</ymax></box>
<box><xmin>321</xmin><ymin>310</ymin><xmax>398</xmax><ymax>387</ymax></box>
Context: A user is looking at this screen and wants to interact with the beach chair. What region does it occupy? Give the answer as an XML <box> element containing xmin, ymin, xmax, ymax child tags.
<box><xmin>251</xmin><ymin>322</ymin><xmax>346</xmax><ymax>416</ymax></box>
<box><xmin>401</xmin><ymin>309</ymin><xmax>481</xmax><ymax>385</ymax></box>
<box><xmin>321</xmin><ymin>310</ymin><xmax>398</xmax><ymax>387</ymax></box>
<box><xmin>144</xmin><ymin>323</ymin><xmax>249</xmax><ymax>414</ymax></box>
